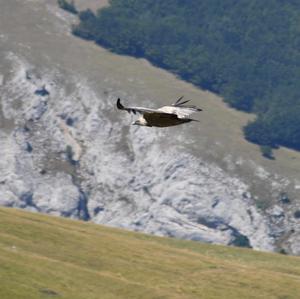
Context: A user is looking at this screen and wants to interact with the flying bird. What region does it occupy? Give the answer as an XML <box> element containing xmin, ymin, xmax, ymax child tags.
<box><xmin>117</xmin><ymin>96</ymin><xmax>202</xmax><ymax>127</ymax></box>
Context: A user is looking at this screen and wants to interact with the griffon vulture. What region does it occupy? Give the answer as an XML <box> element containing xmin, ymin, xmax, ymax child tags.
<box><xmin>117</xmin><ymin>96</ymin><xmax>202</xmax><ymax>127</ymax></box>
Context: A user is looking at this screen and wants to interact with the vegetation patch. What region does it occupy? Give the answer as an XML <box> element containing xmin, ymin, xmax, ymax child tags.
<box><xmin>58</xmin><ymin>0</ymin><xmax>78</xmax><ymax>15</ymax></box>
<box><xmin>39</xmin><ymin>288</ymin><xmax>60</xmax><ymax>297</ymax></box>
<box><xmin>294</xmin><ymin>210</ymin><xmax>300</xmax><ymax>219</ymax></box>
<box><xmin>259</xmin><ymin>145</ymin><xmax>275</xmax><ymax>160</ymax></box>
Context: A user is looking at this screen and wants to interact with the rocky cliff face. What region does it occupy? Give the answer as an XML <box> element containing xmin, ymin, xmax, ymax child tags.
<box><xmin>0</xmin><ymin>0</ymin><xmax>299</xmax><ymax>254</ymax></box>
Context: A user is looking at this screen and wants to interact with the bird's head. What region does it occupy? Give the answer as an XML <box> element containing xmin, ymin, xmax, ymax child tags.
<box><xmin>132</xmin><ymin>117</ymin><xmax>148</xmax><ymax>126</ymax></box>
<box><xmin>132</xmin><ymin>120</ymin><xmax>144</xmax><ymax>126</ymax></box>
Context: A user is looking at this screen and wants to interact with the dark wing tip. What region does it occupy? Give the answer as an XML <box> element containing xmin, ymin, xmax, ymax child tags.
<box><xmin>173</xmin><ymin>96</ymin><xmax>203</xmax><ymax>111</ymax></box>
<box><xmin>173</xmin><ymin>96</ymin><xmax>196</xmax><ymax>107</ymax></box>
<box><xmin>117</xmin><ymin>98</ymin><xmax>124</xmax><ymax>110</ymax></box>
<box><xmin>175</xmin><ymin>96</ymin><xmax>184</xmax><ymax>105</ymax></box>
<box><xmin>173</xmin><ymin>96</ymin><xmax>187</xmax><ymax>106</ymax></box>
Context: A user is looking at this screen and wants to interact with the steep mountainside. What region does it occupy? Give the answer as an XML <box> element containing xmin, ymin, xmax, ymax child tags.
<box><xmin>74</xmin><ymin>0</ymin><xmax>300</xmax><ymax>150</ymax></box>
<box><xmin>1</xmin><ymin>207</ymin><xmax>300</xmax><ymax>299</ymax></box>
<box><xmin>0</xmin><ymin>0</ymin><xmax>300</xmax><ymax>254</ymax></box>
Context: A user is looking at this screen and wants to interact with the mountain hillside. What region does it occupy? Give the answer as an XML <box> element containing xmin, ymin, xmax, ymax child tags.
<box><xmin>1</xmin><ymin>207</ymin><xmax>300</xmax><ymax>299</ymax></box>
<box><xmin>74</xmin><ymin>0</ymin><xmax>300</xmax><ymax>150</ymax></box>
<box><xmin>0</xmin><ymin>0</ymin><xmax>300</xmax><ymax>254</ymax></box>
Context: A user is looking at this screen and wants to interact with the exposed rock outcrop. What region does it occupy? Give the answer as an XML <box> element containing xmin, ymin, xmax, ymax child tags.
<box><xmin>0</xmin><ymin>54</ymin><xmax>274</xmax><ymax>251</ymax></box>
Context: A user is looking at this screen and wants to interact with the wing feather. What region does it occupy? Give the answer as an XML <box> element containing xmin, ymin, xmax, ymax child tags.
<box><xmin>172</xmin><ymin>96</ymin><xmax>191</xmax><ymax>107</ymax></box>
<box><xmin>172</xmin><ymin>96</ymin><xmax>202</xmax><ymax>110</ymax></box>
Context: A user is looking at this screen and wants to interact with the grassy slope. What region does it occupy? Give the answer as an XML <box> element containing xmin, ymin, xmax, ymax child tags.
<box><xmin>1</xmin><ymin>207</ymin><xmax>300</xmax><ymax>299</ymax></box>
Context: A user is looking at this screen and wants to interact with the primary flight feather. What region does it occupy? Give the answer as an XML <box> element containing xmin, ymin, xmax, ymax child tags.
<box><xmin>117</xmin><ymin>96</ymin><xmax>202</xmax><ymax>127</ymax></box>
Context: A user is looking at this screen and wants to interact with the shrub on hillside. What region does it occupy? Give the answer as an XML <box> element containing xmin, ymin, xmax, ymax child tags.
<box><xmin>58</xmin><ymin>0</ymin><xmax>78</xmax><ymax>15</ymax></box>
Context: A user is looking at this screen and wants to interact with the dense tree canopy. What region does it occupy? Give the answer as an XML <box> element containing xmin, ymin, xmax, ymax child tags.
<box><xmin>73</xmin><ymin>0</ymin><xmax>300</xmax><ymax>150</ymax></box>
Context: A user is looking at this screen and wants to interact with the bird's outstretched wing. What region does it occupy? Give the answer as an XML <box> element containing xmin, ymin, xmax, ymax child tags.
<box><xmin>117</xmin><ymin>98</ymin><xmax>172</xmax><ymax>115</ymax></box>
<box><xmin>117</xmin><ymin>97</ymin><xmax>202</xmax><ymax>119</ymax></box>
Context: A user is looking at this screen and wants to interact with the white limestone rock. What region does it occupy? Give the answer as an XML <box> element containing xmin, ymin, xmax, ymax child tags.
<box><xmin>0</xmin><ymin>55</ymin><xmax>276</xmax><ymax>252</ymax></box>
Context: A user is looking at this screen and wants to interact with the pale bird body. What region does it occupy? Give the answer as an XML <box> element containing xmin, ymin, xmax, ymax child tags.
<box><xmin>117</xmin><ymin>97</ymin><xmax>202</xmax><ymax>127</ymax></box>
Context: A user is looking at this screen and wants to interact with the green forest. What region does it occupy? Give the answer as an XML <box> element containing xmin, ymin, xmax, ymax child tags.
<box><xmin>72</xmin><ymin>0</ymin><xmax>300</xmax><ymax>151</ymax></box>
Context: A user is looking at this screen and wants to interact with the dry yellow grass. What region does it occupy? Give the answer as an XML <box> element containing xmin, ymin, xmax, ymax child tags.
<box><xmin>1</xmin><ymin>207</ymin><xmax>300</xmax><ymax>299</ymax></box>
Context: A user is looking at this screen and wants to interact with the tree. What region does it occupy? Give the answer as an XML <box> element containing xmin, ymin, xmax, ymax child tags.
<box><xmin>259</xmin><ymin>145</ymin><xmax>275</xmax><ymax>160</ymax></box>
<box><xmin>58</xmin><ymin>0</ymin><xmax>78</xmax><ymax>15</ymax></box>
